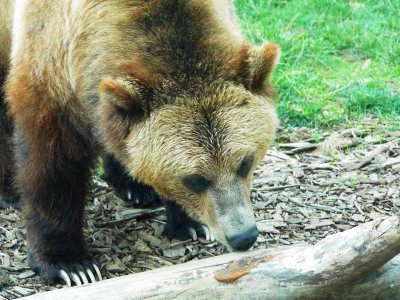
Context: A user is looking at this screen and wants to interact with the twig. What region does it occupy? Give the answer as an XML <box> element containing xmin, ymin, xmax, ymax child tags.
<box><xmin>288</xmin><ymin>197</ymin><xmax>305</xmax><ymax>207</ymax></box>
<box><xmin>258</xmin><ymin>184</ymin><xmax>301</xmax><ymax>192</ymax></box>
<box><xmin>346</xmin><ymin>141</ymin><xmax>396</xmax><ymax>170</ymax></box>
<box><xmin>354</xmin><ymin>200</ymin><xmax>365</xmax><ymax>215</ymax></box>
<box><xmin>95</xmin><ymin>207</ymin><xmax>165</xmax><ymax>227</ymax></box>
<box><xmin>162</xmin><ymin>239</ymin><xmax>194</xmax><ymax>250</ymax></box>
<box><xmin>308</xmin><ymin>203</ymin><xmax>342</xmax><ymax>213</ymax></box>
<box><xmin>383</xmin><ymin>156</ymin><xmax>400</xmax><ymax>167</ymax></box>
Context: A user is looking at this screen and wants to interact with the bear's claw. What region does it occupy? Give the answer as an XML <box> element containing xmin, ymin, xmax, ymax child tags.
<box><xmin>86</xmin><ymin>268</ymin><xmax>96</xmax><ymax>283</ymax></box>
<box><xmin>185</xmin><ymin>225</ymin><xmax>215</xmax><ymax>242</ymax></box>
<box><xmin>59</xmin><ymin>270</ymin><xmax>72</xmax><ymax>286</ymax></box>
<box><xmin>188</xmin><ymin>227</ymin><xmax>198</xmax><ymax>240</ymax></box>
<box><xmin>71</xmin><ymin>272</ymin><xmax>82</xmax><ymax>286</ymax></box>
<box><xmin>201</xmin><ymin>225</ymin><xmax>215</xmax><ymax>242</ymax></box>
<box><xmin>58</xmin><ymin>262</ymin><xmax>102</xmax><ymax>287</ymax></box>
<box><xmin>93</xmin><ymin>263</ymin><xmax>103</xmax><ymax>280</ymax></box>
<box><xmin>126</xmin><ymin>190</ymin><xmax>132</xmax><ymax>201</ymax></box>
<box><xmin>78</xmin><ymin>271</ymin><xmax>88</xmax><ymax>284</ymax></box>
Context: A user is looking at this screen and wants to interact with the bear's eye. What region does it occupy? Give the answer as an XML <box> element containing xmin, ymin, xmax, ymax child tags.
<box><xmin>237</xmin><ymin>155</ymin><xmax>254</xmax><ymax>178</ymax></box>
<box><xmin>183</xmin><ymin>174</ymin><xmax>212</xmax><ymax>194</ymax></box>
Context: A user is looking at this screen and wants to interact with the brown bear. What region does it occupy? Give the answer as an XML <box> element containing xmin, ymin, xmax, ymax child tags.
<box><xmin>0</xmin><ymin>0</ymin><xmax>280</xmax><ymax>286</ymax></box>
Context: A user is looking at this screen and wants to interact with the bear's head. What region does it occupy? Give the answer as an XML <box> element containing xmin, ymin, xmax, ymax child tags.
<box><xmin>98</xmin><ymin>42</ymin><xmax>280</xmax><ymax>251</ymax></box>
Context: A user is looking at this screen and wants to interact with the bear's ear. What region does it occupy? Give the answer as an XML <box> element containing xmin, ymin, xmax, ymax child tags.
<box><xmin>99</xmin><ymin>77</ymin><xmax>146</xmax><ymax>115</ymax></box>
<box><xmin>234</xmin><ymin>41</ymin><xmax>280</xmax><ymax>91</ymax></box>
<box><xmin>99</xmin><ymin>61</ymin><xmax>157</xmax><ymax>117</ymax></box>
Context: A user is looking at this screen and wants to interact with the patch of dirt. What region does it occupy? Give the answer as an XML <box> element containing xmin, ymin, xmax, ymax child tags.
<box><xmin>1</xmin><ymin>124</ymin><xmax>399</xmax><ymax>299</ymax></box>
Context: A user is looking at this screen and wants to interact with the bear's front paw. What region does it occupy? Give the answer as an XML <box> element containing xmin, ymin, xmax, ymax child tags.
<box><xmin>165</xmin><ymin>201</ymin><xmax>216</xmax><ymax>241</ymax></box>
<box><xmin>116</xmin><ymin>181</ymin><xmax>163</xmax><ymax>208</ymax></box>
<box><xmin>27</xmin><ymin>251</ymin><xmax>102</xmax><ymax>286</ymax></box>
<box><xmin>103</xmin><ymin>154</ymin><xmax>163</xmax><ymax>208</ymax></box>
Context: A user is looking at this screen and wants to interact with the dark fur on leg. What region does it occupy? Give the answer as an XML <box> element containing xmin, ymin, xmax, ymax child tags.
<box><xmin>103</xmin><ymin>153</ymin><xmax>163</xmax><ymax>207</ymax></box>
<box><xmin>0</xmin><ymin>73</ymin><xmax>19</xmax><ymax>209</ymax></box>
<box><xmin>164</xmin><ymin>201</ymin><xmax>204</xmax><ymax>240</ymax></box>
<box><xmin>14</xmin><ymin>117</ymin><xmax>96</xmax><ymax>283</ymax></box>
<box><xmin>16</xmin><ymin>116</ymin><xmax>95</xmax><ymax>281</ymax></box>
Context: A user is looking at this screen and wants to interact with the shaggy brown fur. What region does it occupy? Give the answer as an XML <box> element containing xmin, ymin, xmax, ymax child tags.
<box><xmin>0</xmin><ymin>0</ymin><xmax>280</xmax><ymax>283</ymax></box>
<box><xmin>0</xmin><ymin>0</ymin><xmax>16</xmax><ymax>208</ymax></box>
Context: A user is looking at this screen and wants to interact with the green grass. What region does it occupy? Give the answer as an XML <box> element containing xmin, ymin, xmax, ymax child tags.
<box><xmin>236</xmin><ymin>0</ymin><xmax>400</xmax><ymax>129</ymax></box>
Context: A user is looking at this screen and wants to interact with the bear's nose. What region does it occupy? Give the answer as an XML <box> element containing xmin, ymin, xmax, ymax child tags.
<box><xmin>226</xmin><ymin>226</ymin><xmax>259</xmax><ymax>251</ymax></box>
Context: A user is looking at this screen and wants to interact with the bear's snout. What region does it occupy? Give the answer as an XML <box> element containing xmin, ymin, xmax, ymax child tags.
<box><xmin>226</xmin><ymin>226</ymin><xmax>259</xmax><ymax>251</ymax></box>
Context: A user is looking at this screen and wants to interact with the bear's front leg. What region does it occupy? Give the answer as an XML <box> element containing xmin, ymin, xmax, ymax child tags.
<box><xmin>0</xmin><ymin>79</ymin><xmax>19</xmax><ymax>210</ymax></box>
<box><xmin>13</xmin><ymin>122</ymin><xmax>101</xmax><ymax>286</ymax></box>
<box><xmin>7</xmin><ymin>75</ymin><xmax>101</xmax><ymax>285</ymax></box>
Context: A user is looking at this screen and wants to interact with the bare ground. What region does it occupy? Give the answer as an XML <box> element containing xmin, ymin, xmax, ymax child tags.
<box><xmin>1</xmin><ymin>122</ymin><xmax>399</xmax><ymax>299</ymax></box>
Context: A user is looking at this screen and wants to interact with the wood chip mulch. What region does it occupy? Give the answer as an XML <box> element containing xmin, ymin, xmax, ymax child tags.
<box><xmin>1</xmin><ymin>122</ymin><xmax>399</xmax><ymax>299</ymax></box>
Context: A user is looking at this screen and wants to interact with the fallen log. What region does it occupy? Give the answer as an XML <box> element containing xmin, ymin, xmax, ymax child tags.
<box><xmin>22</xmin><ymin>216</ymin><xmax>400</xmax><ymax>300</ymax></box>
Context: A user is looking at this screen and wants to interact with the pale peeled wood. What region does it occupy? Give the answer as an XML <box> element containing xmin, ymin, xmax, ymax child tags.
<box><xmin>22</xmin><ymin>216</ymin><xmax>400</xmax><ymax>300</ymax></box>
